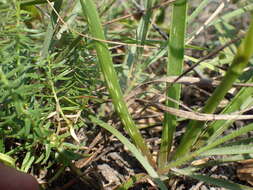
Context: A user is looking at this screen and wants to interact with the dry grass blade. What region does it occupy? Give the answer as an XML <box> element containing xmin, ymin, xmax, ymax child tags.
<box><xmin>137</xmin><ymin>76</ymin><xmax>253</xmax><ymax>89</ymax></box>
<box><xmin>137</xmin><ymin>99</ymin><xmax>253</xmax><ymax>121</ymax></box>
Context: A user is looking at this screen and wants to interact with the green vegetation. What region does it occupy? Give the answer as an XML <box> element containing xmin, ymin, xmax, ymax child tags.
<box><xmin>1</xmin><ymin>0</ymin><xmax>253</xmax><ymax>189</ymax></box>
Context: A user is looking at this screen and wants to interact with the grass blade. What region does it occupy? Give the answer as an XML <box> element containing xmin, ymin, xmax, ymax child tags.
<box><xmin>116</xmin><ymin>173</ymin><xmax>147</xmax><ymax>190</ymax></box>
<box><xmin>0</xmin><ymin>153</ymin><xmax>16</xmax><ymax>168</ymax></box>
<box><xmin>199</xmin><ymin>77</ymin><xmax>253</xmax><ymax>145</ymax></box>
<box><xmin>79</xmin><ymin>0</ymin><xmax>155</xmax><ymax>167</ymax></box>
<box><xmin>209</xmin><ymin>4</ymin><xmax>253</xmax><ymax>27</ymax></box>
<box><xmin>158</xmin><ymin>0</ymin><xmax>188</xmax><ymax>167</ymax></box>
<box><xmin>173</xmin><ymin>168</ymin><xmax>253</xmax><ymax>190</ymax></box>
<box><xmin>187</xmin><ymin>0</ymin><xmax>210</xmax><ymax>24</ymax></box>
<box><xmin>90</xmin><ymin>116</ymin><xmax>167</xmax><ymax>190</ymax></box>
<box><xmin>160</xmin><ymin>122</ymin><xmax>253</xmax><ymax>174</ymax></box>
<box><xmin>201</xmin><ymin>144</ymin><xmax>253</xmax><ymax>156</ymax></box>
<box><xmin>126</xmin><ymin>0</ymin><xmax>154</xmax><ymax>92</ymax></box>
<box><xmin>173</xmin><ymin>14</ymin><xmax>253</xmax><ymax>160</ymax></box>
<box><xmin>41</xmin><ymin>0</ymin><xmax>63</xmax><ymax>58</ymax></box>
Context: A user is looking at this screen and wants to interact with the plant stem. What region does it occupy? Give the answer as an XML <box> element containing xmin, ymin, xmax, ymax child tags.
<box><xmin>79</xmin><ymin>0</ymin><xmax>155</xmax><ymax>167</ymax></box>
<box><xmin>173</xmin><ymin>14</ymin><xmax>253</xmax><ymax>160</ymax></box>
<box><xmin>160</xmin><ymin>122</ymin><xmax>253</xmax><ymax>174</ymax></box>
<box><xmin>41</xmin><ymin>0</ymin><xmax>63</xmax><ymax>58</ymax></box>
<box><xmin>158</xmin><ymin>0</ymin><xmax>188</xmax><ymax>168</ymax></box>
<box><xmin>126</xmin><ymin>0</ymin><xmax>154</xmax><ymax>93</ymax></box>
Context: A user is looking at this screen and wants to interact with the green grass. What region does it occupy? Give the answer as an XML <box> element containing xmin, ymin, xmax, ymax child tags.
<box><xmin>158</xmin><ymin>0</ymin><xmax>188</xmax><ymax>168</ymax></box>
<box><xmin>1</xmin><ymin>0</ymin><xmax>253</xmax><ymax>189</ymax></box>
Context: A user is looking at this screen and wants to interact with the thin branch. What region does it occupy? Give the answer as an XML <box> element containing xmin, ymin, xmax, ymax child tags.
<box><xmin>187</xmin><ymin>0</ymin><xmax>230</xmax><ymax>44</ymax></box>
<box><xmin>137</xmin><ymin>99</ymin><xmax>253</xmax><ymax>121</ymax></box>
<box><xmin>140</xmin><ymin>76</ymin><xmax>253</xmax><ymax>88</ymax></box>
<box><xmin>126</xmin><ymin>75</ymin><xmax>253</xmax><ymax>104</ymax></box>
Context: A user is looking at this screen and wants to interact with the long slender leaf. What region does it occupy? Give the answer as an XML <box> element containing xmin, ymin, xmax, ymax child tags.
<box><xmin>160</xmin><ymin>122</ymin><xmax>253</xmax><ymax>174</ymax></box>
<box><xmin>187</xmin><ymin>0</ymin><xmax>210</xmax><ymax>24</ymax></box>
<box><xmin>201</xmin><ymin>144</ymin><xmax>253</xmax><ymax>156</ymax></box>
<box><xmin>173</xmin><ymin>168</ymin><xmax>253</xmax><ymax>190</ymax></box>
<box><xmin>90</xmin><ymin>116</ymin><xmax>167</xmax><ymax>190</ymax></box>
<box><xmin>126</xmin><ymin>0</ymin><xmax>154</xmax><ymax>92</ymax></box>
<box><xmin>41</xmin><ymin>0</ymin><xmax>63</xmax><ymax>58</ymax></box>
<box><xmin>202</xmin><ymin>77</ymin><xmax>253</xmax><ymax>144</ymax></box>
<box><xmin>173</xmin><ymin>14</ymin><xmax>253</xmax><ymax>160</ymax></box>
<box><xmin>79</xmin><ymin>0</ymin><xmax>155</xmax><ymax>167</ymax></box>
<box><xmin>159</xmin><ymin>0</ymin><xmax>188</xmax><ymax>167</ymax></box>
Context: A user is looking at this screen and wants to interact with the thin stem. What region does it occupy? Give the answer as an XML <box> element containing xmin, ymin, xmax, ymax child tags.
<box><xmin>79</xmin><ymin>0</ymin><xmax>155</xmax><ymax>167</ymax></box>
<box><xmin>126</xmin><ymin>0</ymin><xmax>154</xmax><ymax>93</ymax></box>
<box><xmin>173</xmin><ymin>14</ymin><xmax>253</xmax><ymax>160</ymax></box>
<box><xmin>158</xmin><ymin>0</ymin><xmax>188</xmax><ymax>168</ymax></box>
<box><xmin>159</xmin><ymin>122</ymin><xmax>253</xmax><ymax>174</ymax></box>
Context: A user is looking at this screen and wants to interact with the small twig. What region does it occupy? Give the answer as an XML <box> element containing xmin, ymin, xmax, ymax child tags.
<box><xmin>137</xmin><ymin>99</ymin><xmax>253</xmax><ymax>121</ymax></box>
<box><xmin>75</xmin><ymin>145</ymin><xmax>104</xmax><ymax>169</ymax></box>
<box><xmin>151</xmin><ymin>23</ymin><xmax>169</xmax><ymax>40</ymax></box>
<box><xmin>187</xmin><ymin>0</ymin><xmax>230</xmax><ymax>44</ymax></box>
<box><xmin>126</xmin><ymin>75</ymin><xmax>253</xmax><ymax>108</ymax></box>
<box><xmin>128</xmin><ymin>91</ymin><xmax>194</xmax><ymax>113</ymax></box>
<box><xmin>133</xmin><ymin>114</ymin><xmax>162</xmax><ymax>120</ymax></box>
<box><xmin>139</xmin><ymin>76</ymin><xmax>253</xmax><ymax>89</ymax></box>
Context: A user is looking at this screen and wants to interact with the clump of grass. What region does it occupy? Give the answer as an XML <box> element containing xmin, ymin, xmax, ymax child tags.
<box><xmin>2</xmin><ymin>0</ymin><xmax>253</xmax><ymax>189</ymax></box>
<box><xmin>80</xmin><ymin>0</ymin><xmax>253</xmax><ymax>189</ymax></box>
